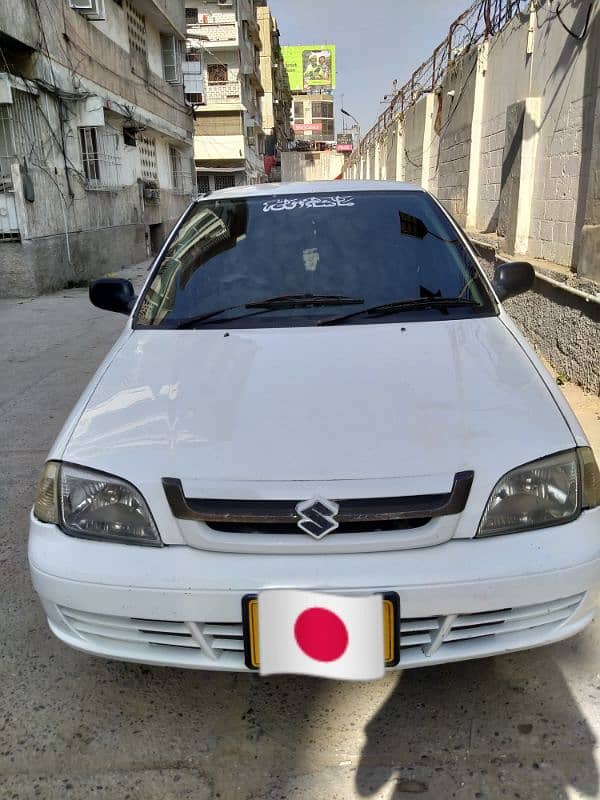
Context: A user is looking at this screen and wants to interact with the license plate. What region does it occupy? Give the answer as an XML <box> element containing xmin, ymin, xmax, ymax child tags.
<box><xmin>242</xmin><ymin>592</ymin><xmax>400</xmax><ymax>670</ymax></box>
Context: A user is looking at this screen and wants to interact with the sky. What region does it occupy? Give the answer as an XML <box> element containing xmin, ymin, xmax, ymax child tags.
<box><xmin>268</xmin><ymin>0</ymin><xmax>470</xmax><ymax>137</ymax></box>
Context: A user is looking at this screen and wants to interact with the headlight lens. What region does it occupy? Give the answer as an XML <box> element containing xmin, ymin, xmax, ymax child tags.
<box><xmin>477</xmin><ymin>449</ymin><xmax>582</xmax><ymax>537</ymax></box>
<box><xmin>33</xmin><ymin>462</ymin><xmax>161</xmax><ymax>546</ymax></box>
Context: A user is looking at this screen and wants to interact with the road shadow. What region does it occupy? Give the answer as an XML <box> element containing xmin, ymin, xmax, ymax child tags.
<box><xmin>355</xmin><ymin>646</ymin><xmax>598</xmax><ymax>799</ymax></box>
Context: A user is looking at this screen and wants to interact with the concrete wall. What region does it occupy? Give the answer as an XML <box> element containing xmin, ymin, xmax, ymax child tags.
<box><xmin>477</xmin><ymin>243</ymin><xmax>600</xmax><ymax>395</ymax></box>
<box><xmin>347</xmin><ymin>0</ymin><xmax>600</xmax><ymax>281</ymax></box>
<box><xmin>281</xmin><ymin>151</ymin><xmax>345</xmax><ymax>182</ymax></box>
<box><xmin>436</xmin><ymin>49</ymin><xmax>478</xmax><ymax>225</ymax></box>
<box><xmin>403</xmin><ymin>97</ymin><xmax>427</xmax><ymax>186</ymax></box>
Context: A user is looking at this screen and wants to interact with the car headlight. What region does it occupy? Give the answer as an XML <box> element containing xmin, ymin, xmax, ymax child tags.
<box><xmin>477</xmin><ymin>448</ymin><xmax>600</xmax><ymax>537</ymax></box>
<box><xmin>34</xmin><ymin>462</ymin><xmax>162</xmax><ymax>546</ymax></box>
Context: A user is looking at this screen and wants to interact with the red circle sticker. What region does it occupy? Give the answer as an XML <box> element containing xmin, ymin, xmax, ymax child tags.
<box><xmin>293</xmin><ymin>607</ymin><xmax>349</xmax><ymax>662</ymax></box>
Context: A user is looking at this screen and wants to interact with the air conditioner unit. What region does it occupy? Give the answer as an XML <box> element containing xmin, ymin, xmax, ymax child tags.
<box><xmin>142</xmin><ymin>180</ymin><xmax>160</xmax><ymax>204</ymax></box>
<box><xmin>69</xmin><ymin>0</ymin><xmax>106</xmax><ymax>20</ymax></box>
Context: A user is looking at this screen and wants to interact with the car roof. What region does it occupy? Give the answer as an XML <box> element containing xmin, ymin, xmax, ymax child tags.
<box><xmin>195</xmin><ymin>180</ymin><xmax>425</xmax><ymax>202</ymax></box>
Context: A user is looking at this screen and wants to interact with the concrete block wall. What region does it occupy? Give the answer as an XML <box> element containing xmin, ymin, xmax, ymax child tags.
<box><xmin>280</xmin><ymin>151</ymin><xmax>345</xmax><ymax>182</ymax></box>
<box><xmin>436</xmin><ymin>50</ymin><xmax>478</xmax><ymax>226</ymax></box>
<box><xmin>478</xmin><ymin>113</ymin><xmax>506</xmax><ymax>232</ymax></box>
<box><xmin>347</xmin><ymin>0</ymin><xmax>600</xmax><ymax>281</ymax></box>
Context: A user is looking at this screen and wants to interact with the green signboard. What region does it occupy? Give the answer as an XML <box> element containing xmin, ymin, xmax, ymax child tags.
<box><xmin>281</xmin><ymin>45</ymin><xmax>336</xmax><ymax>92</ymax></box>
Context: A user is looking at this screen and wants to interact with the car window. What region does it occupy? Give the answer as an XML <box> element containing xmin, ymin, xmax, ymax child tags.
<box><xmin>135</xmin><ymin>190</ymin><xmax>495</xmax><ymax>328</ymax></box>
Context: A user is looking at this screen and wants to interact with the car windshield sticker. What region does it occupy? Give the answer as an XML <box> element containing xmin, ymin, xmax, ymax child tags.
<box><xmin>262</xmin><ymin>196</ymin><xmax>355</xmax><ymax>212</ymax></box>
<box><xmin>303</xmin><ymin>248</ymin><xmax>320</xmax><ymax>272</ymax></box>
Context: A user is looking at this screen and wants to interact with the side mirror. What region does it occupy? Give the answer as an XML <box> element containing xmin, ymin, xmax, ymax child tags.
<box><xmin>492</xmin><ymin>261</ymin><xmax>535</xmax><ymax>301</ymax></box>
<box><xmin>89</xmin><ymin>279</ymin><xmax>136</xmax><ymax>315</ymax></box>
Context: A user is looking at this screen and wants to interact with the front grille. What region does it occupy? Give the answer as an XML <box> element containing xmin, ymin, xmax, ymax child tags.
<box><xmin>205</xmin><ymin>518</ymin><xmax>431</xmax><ymax>534</ymax></box>
<box><xmin>58</xmin><ymin>593</ymin><xmax>584</xmax><ymax>669</ymax></box>
<box><xmin>59</xmin><ymin>607</ymin><xmax>246</xmax><ymax>667</ymax></box>
<box><xmin>162</xmin><ymin>471</ymin><xmax>474</xmax><ymax>534</ymax></box>
<box><xmin>399</xmin><ymin>594</ymin><xmax>584</xmax><ymax>661</ymax></box>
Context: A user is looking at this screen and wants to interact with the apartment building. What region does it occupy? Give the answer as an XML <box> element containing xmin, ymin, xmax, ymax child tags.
<box><xmin>0</xmin><ymin>0</ymin><xmax>194</xmax><ymax>297</ymax></box>
<box><xmin>184</xmin><ymin>0</ymin><xmax>265</xmax><ymax>191</ymax></box>
<box><xmin>290</xmin><ymin>95</ymin><xmax>335</xmax><ymax>145</ymax></box>
<box><xmin>257</xmin><ymin>4</ymin><xmax>291</xmax><ymax>180</ymax></box>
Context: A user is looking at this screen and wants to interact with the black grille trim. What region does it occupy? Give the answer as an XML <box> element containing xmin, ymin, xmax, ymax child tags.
<box><xmin>162</xmin><ymin>471</ymin><xmax>474</xmax><ymax>525</ymax></box>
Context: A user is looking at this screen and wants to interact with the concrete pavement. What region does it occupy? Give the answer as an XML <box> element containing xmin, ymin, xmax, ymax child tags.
<box><xmin>1</xmin><ymin>265</ymin><xmax>600</xmax><ymax>800</ymax></box>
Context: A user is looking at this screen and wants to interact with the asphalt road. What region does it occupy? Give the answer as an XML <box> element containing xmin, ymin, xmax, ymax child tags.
<box><xmin>1</xmin><ymin>264</ymin><xmax>599</xmax><ymax>800</ymax></box>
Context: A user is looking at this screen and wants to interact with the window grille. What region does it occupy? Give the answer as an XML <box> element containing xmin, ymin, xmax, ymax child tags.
<box><xmin>0</xmin><ymin>91</ymin><xmax>42</xmax><ymax>184</ymax></box>
<box><xmin>169</xmin><ymin>145</ymin><xmax>193</xmax><ymax>195</ymax></box>
<box><xmin>79</xmin><ymin>126</ymin><xmax>122</xmax><ymax>190</ymax></box>
<box><xmin>0</xmin><ymin>105</ymin><xmax>15</xmax><ymax>184</ymax></box>
<box><xmin>139</xmin><ymin>135</ymin><xmax>158</xmax><ymax>181</ymax></box>
<box><xmin>126</xmin><ymin>1</ymin><xmax>147</xmax><ymax>62</ymax></box>
<box><xmin>207</xmin><ymin>64</ymin><xmax>228</xmax><ymax>84</ymax></box>
<box><xmin>185</xmin><ymin>7</ymin><xmax>198</xmax><ymax>23</ymax></box>
<box><xmin>214</xmin><ymin>173</ymin><xmax>235</xmax><ymax>190</ymax></box>
<box><xmin>161</xmin><ymin>35</ymin><xmax>182</xmax><ymax>84</ymax></box>
<box><xmin>197</xmin><ymin>174</ymin><xmax>210</xmax><ymax>194</ymax></box>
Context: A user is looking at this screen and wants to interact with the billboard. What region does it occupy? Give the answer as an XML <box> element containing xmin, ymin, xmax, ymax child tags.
<box><xmin>282</xmin><ymin>45</ymin><xmax>336</xmax><ymax>92</ymax></box>
<box><xmin>336</xmin><ymin>133</ymin><xmax>353</xmax><ymax>152</ymax></box>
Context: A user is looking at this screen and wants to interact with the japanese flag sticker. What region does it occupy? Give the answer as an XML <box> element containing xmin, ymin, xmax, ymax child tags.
<box><xmin>258</xmin><ymin>589</ymin><xmax>385</xmax><ymax>680</ymax></box>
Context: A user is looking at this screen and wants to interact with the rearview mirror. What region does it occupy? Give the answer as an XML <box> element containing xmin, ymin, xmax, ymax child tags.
<box><xmin>492</xmin><ymin>261</ymin><xmax>535</xmax><ymax>301</ymax></box>
<box><xmin>89</xmin><ymin>279</ymin><xmax>136</xmax><ymax>315</ymax></box>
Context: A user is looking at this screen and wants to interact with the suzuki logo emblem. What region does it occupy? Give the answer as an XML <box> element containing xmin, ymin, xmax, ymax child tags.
<box><xmin>295</xmin><ymin>497</ymin><xmax>339</xmax><ymax>539</ymax></box>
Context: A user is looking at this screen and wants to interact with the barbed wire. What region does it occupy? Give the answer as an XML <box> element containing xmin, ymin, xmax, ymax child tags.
<box><xmin>348</xmin><ymin>0</ymin><xmax>531</xmax><ymax>164</ymax></box>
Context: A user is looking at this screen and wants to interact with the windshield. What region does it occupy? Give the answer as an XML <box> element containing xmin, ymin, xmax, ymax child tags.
<box><xmin>135</xmin><ymin>190</ymin><xmax>495</xmax><ymax>329</ymax></box>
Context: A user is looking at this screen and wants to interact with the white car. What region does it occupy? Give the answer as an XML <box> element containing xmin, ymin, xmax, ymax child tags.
<box><xmin>29</xmin><ymin>181</ymin><xmax>600</xmax><ymax>673</ymax></box>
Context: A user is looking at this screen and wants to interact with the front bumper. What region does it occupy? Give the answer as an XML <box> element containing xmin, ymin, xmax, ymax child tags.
<box><xmin>29</xmin><ymin>509</ymin><xmax>600</xmax><ymax>672</ymax></box>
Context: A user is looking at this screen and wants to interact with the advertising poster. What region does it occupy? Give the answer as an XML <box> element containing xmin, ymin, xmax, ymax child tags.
<box><xmin>282</xmin><ymin>45</ymin><xmax>336</xmax><ymax>92</ymax></box>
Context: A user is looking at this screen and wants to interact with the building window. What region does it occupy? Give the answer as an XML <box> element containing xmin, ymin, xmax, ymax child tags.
<box><xmin>169</xmin><ymin>145</ymin><xmax>192</xmax><ymax>195</ymax></box>
<box><xmin>311</xmin><ymin>101</ymin><xmax>333</xmax><ymax>120</ymax></box>
<box><xmin>185</xmin><ymin>7</ymin><xmax>198</xmax><ymax>23</ymax></box>
<box><xmin>207</xmin><ymin>63</ymin><xmax>228</xmax><ymax>84</ymax></box>
<box><xmin>0</xmin><ymin>91</ymin><xmax>42</xmax><ymax>184</ymax></box>
<box><xmin>79</xmin><ymin>126</ymin><xmax>100</xmax><ymax>182</ymax></box>
<box><xmin>185</xmin><ymin>92</ymin><xmax>204</xmax><ymax>104</ymax></box>
<box><xmin>161</xmin><ymin>35</ymin><xmax>182</xmax><ymax>83</ymax></box>
<box><xmin>214</xmin><ymin>174</ymin><xmax>235</xmax><ymax>190</ymax></box>
<box><xmin>197</xmin><ymin>174</ymin><xmax>210</xmax><ymax>194</ymax></box>
<box><xmin>139</xmin><ymin>135</ymin><xmax>158</xmax><ymax>182</ymax></box>
<box><xmin>79</xmin><ymin>126</ymin><xmax>122</xmax><ymax>190</ymax></box>
<box><xmin>293</xmin><ymin>100</ymin><xmax>304</xmax><ymax>124</ymax></box>
<box><xmin>194</xmin><ymin>111</ymin><xmax>242</xmax><ymax>136</ymax></box>
<box><xmin>186</xmin><ymin>51</ymin><xmax>202</xmax><ymax>63</ymax></box>
<box><xmin>125</xmin><ymin>0</ymin><xmax>147</xmax><ymax>62</ymax></box>
<box><xmin>311</xmin><ymin>100</ymin><xmax>334</xmax><ymax>141</ymax></box>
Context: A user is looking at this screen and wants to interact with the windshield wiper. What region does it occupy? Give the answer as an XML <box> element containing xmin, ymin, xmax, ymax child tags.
<box><xmin>246</xmin><ymin>293</ymin><xmax>364</xmax><ymax>308</ymax></box>
<box><xmin>170</xmin><ymin>294</ymin><xmax>364</xmax><ymax>329</ymax></box>
<box><xmin>318</xmin><ymin>297</ymin><xmax>482</xmax><ymax>327</ymax></box>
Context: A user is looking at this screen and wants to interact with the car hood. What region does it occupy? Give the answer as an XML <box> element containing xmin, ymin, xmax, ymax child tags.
<box><xmin>63</xmin><ymin>318</ymin><xmax>574</xmax><ymax>497</ymax></box>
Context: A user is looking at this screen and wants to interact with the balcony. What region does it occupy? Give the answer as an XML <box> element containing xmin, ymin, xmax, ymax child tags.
<box><xmin>132</xmin><ymin>0</ymin><xmax>185</xmax><ymax>38</ymax></box>
<box><xmin>205</xmin><ymin>81</ymin><xmax>242</xmax><ymax>105</ymax></box>
<box><xmin>187</xmin><ymin>22</ymin><xmax>238</xmax><ymax>49</ymax></box>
